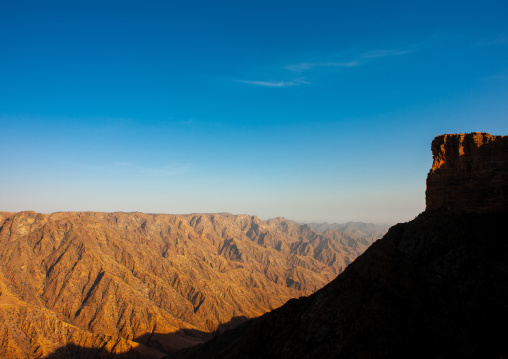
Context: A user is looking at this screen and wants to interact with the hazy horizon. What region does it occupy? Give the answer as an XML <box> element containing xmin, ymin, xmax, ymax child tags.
<box><xmin>1</xmin><ymin>0</ymin><xmax>507</xmax><ymax>223</ymax></box>
<box><xmin>0</xmin><ymin>209</ymin><xmax>394</xmax><ymax>227</ymax></box>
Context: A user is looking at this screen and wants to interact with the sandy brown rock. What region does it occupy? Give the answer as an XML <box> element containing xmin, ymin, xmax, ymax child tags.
<box><xmin>426</xmin><ymin>132</ymin><xmax>508</xmax><ymax>212</ymax></box>
<box><xmin>0</xmin><ymin>211</ymin><xmax>377</xmax><ymax>358</ymax></box>
<box><xmin>0</xmin><ymin>279</ymin><xmax>164</xmax><ymax>359</ymax></box>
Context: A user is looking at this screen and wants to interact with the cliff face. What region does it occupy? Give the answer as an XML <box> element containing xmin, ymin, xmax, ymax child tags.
<box><xmin>177</xmin><ymin>132</ymin><xmax>508</xmax><ymax>359</ymax></box>
<box><xmin>0</xmin><ymin>211</ymin><xmax>378</xmax><ymax>358</ymax></box>
<box><xmin>426</xmin><ymin>132</ymin><xmax>508</xmax><ymax>212</ymax></box>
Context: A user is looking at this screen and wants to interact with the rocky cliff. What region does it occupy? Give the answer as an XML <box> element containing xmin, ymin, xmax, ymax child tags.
<box><xmin>426</xmin><ymin>132</ymin><xmax>508</xmax><ymax>212</ymax></box>
<box><xmin>176</xmin><ymin>133</ymin><xmax>508</xmax><ymax>359</ymax></box>
<box><xmin>0</xmin><ymin>212</ymin><xmax>378</xmax><ymax>358</ymax></box>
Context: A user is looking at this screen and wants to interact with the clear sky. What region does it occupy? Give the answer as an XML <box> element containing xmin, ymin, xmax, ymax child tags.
<box><xmin>1</xmin><ymin>0</ymin><xmax>507</xmax><ymax>224</ymax></box>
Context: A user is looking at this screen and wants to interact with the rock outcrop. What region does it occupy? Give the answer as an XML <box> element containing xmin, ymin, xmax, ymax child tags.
<box><xmin>426</xmin><ymin>132</ymin><xmax>508</xmax><ymax>212</ymax></box>
<box><xmin>176</xmin><ymin>133</ymin><xmax>508</xmax><ymax>359</ymax></box>
<box><xmin>0</xmin><ymin>211</ymin><xmax>379</xmax><ymax>358</ymax></box>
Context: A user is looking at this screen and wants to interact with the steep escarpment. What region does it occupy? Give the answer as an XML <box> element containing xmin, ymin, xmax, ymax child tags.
<box><xmin>0</xmin><ymin>211</ymin><xmax>377</xmax><ymax>358</ymax></box>
<box><xmin>176</xmin><ymin>132</ymin><xmax>508</xmax><ymax>359</ymax></box>
<box><xmin>426</xmin><ymin>132</ymin><xmax>508</xmax><ymax>212</ymax></box>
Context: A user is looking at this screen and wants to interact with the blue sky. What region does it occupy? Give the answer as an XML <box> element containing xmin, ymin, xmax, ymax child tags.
<box><xmin>1</xmin><ymin>0</ymin><xmax>507</xmax><ymax>224</ymax></box>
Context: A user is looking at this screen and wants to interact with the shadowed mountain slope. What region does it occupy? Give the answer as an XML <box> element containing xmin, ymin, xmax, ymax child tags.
<box><xmin>0</xmin><ymin>212</ymin><xmax>377</xmax><ymax>358</ymax></box>
<box><xmin>175</xmin><ymin>132</ymin><xmax>508</xmax><ymax>359</ymax></box>
<box><xmin>176</xmin><ymin>211</ymin><xmax>508</xmax><ymax>359</ymax></box>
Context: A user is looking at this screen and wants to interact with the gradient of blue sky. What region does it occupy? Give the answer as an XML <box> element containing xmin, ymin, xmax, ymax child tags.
<box><xmin>1</xmin><ymin>0</ymin><xmax>507</xmax><ymax>224</ymax></box>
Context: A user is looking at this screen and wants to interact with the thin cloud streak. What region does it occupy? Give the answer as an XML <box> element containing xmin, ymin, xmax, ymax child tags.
<box><xmin>238</xmin><ymin>80</ymin><xmax>300</xmax><ymax>87</ymax></box>
<box><xmin>361</xmin><ymin>49</ymin><xmax>415</xmax><ymax>58</ymax></box>
<box><xmin>286</xmin><ymin>48</ymin><xmax>415</xmax><ymax>73</ymax></box>
<box><xmin>284</xmin><ymin>61</ymin><xmax>359</xmax><ymax>72</ymax></box>
<box><xmin>238</xmin><ymin>47</ymin><xmax>414</xmax><ymax>88</ymax></box>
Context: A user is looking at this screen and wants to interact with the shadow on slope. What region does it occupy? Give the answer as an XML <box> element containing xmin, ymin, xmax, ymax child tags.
<box><xmin>43</xmin><ymin>316</ymin><xmax>249</xmax><ymax>359</ymax></box>
<box><xmin>173</xmin><ymin>211</ymin><xmax>508</xmax><ymax>359</ymax></box>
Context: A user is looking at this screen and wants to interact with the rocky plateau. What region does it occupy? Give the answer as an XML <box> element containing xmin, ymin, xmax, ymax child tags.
<box><xmin>426</xmin><ymin>132</ymin><xmax>508</xmax><ymax>212</ymax></box>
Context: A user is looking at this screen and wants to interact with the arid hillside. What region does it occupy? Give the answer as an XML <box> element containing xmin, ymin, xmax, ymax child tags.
<box><xmin>0</xmin><ymin>211</ymin><xmax>380</xmax><ymax>358</ymax></box>
<box><xmin>305</xmin><ymin>221</ymin><xmax>390</xmax><ymax>241</ymax></box>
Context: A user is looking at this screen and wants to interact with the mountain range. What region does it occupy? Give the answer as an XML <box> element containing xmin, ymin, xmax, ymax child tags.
<box><xmin>0</xmin><ymin>212</ymin><xmax>383</xmax><ymax>358</ymax></box>
<box><xmin>2</xmin><ymin>132</ymin><xmax>506</xmax><ymax>359</ymax></box>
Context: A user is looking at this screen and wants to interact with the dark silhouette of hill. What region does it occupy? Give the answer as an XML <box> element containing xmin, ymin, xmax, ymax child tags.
<box><xmin>173</xmin><ymin>132</ymin><xmax>508</xmax><ymax>359</ymax></box>
<box><xmin>175</xmin><ymin>210</ymin><xmax>508</xmax><ymax>359</ymax></box>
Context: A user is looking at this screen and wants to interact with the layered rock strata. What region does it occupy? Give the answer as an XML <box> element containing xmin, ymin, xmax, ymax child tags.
<box><xmin>426</xmin><ymin>132</ymin><xmax>508</xmax><ymax>212</ymax></box>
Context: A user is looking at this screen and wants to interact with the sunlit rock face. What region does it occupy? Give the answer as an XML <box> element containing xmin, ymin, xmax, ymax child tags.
<box><xmin>426</xmin><ymin>132</ymin><xmax>508</xmax><ymax>213</ymax></box>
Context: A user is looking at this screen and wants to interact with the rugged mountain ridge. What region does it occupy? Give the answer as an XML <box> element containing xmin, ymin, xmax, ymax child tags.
<box><xmin>305</xmin><ymin>222</ymin><xmax>389</xmax><ymax>242</ymax></box>
<box><xmin>176</xmin><ymin>132</ymin><xmax>508</xmax><ymax>359</ymax></box>
<box><xmin>0</xmin><ymin>211</ymin><xmax>378</xmax><ymax>358</ymax></box>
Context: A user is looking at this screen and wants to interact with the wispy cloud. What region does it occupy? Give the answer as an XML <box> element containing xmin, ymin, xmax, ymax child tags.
<box><xmin>238</xmin><ymin>47</ymin><xmax>414</xmax><ymax>87</ymax></box>
<box><xmin>285</xmin><ymin>48</ymin><xmax>415</xmax><ymax>73</ymax></box>
<box><xmin>284</xmin><ymin>61</ymin><xmax>359</xmax><ymax>72</ymax></box>
<box><xmin>238</xmin><ymin>80</ymin><xmax>305</xmax><ymax>87</ymax></box>
<box><xmin>361</xmin><ymin>49</ymin><xmax>415</xmax><ymax>58</ymax></box>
